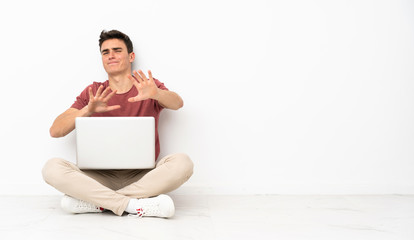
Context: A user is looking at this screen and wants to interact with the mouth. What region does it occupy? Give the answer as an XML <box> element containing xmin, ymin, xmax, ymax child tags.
<box><xmin>108</xmin><ymin>61</ymin><xmax>119</xmax><ymax>65</ymax></box>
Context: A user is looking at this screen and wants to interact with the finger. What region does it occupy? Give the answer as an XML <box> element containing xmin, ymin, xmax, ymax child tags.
<box><xmin>133</xmin><ymin>70</ymin><xmax>143</xmax><ymax>83</ymax></box>
<box><xmin>148</xmin><ymin>70</ymin><xmax>153</xmax><ymax>81</ymax></box>
<box><xmin>138</xmin><ymin>70</ymin><xmax>148</xmax><ymax>81</ymax></box>
<box><xmin>128</xmin><ymin>96</ymin><xmax>143</xmax><ymax>102</ymax></box>
<box><xmin>88</xmin><ymin>87</ymin><xmax>94</xmax><ymax>101</ymax></box>
<box><xmin>128</xmin><ymin>74</ymin><xmax>138</xmax><ymax>84</ymax></box>
<box><xmin>106</xmin><ymin>105</ymin><xmax>121</xmax><ymax>112</ymax></box>
<box><xmin>128</xmin><ymin>74</ymin><xmax>140</xmax><ymax>88</ymax></box>
<box><xmin>102</xmin><ymin>89</ymin><xmax>117</xmax><ymax>102</ymax></box>
<box><xmin>96</xmin><ymin>85</ymin><xmax>104</xmax><ymax>97</ymax></box>
<box><xmin>101</xmin><ymin>86</ymin><xmax>112</xmax><ymax>99</ymax></box>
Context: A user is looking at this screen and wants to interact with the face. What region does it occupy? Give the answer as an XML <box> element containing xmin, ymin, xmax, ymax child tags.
<box><xmin>100</xmin><ymin>39</ymin><xmax>135</xmax><ymax>76</ymax></box>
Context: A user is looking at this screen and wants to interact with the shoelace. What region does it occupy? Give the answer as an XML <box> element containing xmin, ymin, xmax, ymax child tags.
<box><xmin>128</xmin><ymin>208</ymin><xmax>145</xmax><ymax>218</ymax></box>
<box><xmin>127</xmin><ymin>200</ymin><xmax>162</xmax><ymax>218</ymax></box>
<box><xmin>141</xmin><ymin>201</ymin><xmax>162</xmax><ymax>216</ymax></box>
<box><xmin>76</xmin><ymin>200</ymin><xmax>102</xmax><ymax>211</ymax></box>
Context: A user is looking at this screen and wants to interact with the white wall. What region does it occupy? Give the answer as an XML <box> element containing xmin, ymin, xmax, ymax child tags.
<box><xmin>1</xmin><ymin>0</ymin><xmax>413</xmax><ymax>195</ymax></box>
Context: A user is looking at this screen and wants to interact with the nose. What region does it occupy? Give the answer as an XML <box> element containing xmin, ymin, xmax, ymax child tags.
<box><xmin>108</xmin><ymin>50</ymin><xmax>116</xmax><ymax>59</ymax></box>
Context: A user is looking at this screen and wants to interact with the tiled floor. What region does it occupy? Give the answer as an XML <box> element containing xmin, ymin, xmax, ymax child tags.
<box><xmin>0</xmin><ymin>194</ymin><xmax>413</xmax><ymax>240</ymax></box>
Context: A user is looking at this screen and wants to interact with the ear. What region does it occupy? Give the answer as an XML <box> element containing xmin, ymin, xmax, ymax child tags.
<box><xmin>129</xmin><ymin>52</ymin><xmax>135</xmax><ymax>63</ymax></box>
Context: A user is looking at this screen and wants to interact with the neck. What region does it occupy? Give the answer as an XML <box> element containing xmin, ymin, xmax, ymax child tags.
<box><xmin>108</xmin><ymin>72</ymin><xmax>133</xmax><ymax>94</ymax></box>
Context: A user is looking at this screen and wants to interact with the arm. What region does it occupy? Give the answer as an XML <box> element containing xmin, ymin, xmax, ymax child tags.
<box><xmin>49</xmin><ymin>86</ymin><xmax>120</xmax><ymax>138</ymax></box>
<box><xmin>49</xmin><ymin>107</ymin><xmax>91</xmax><ymax>138</ymax></box>
<box><xmin>128</xmin><ymin>70</ymin><xmax>184</xmax><ymax>110</ymax></box>
<box><xmin>154</xmin><ymin>89</ymin><xmax>183</xmax><ymax>110</ymax></box>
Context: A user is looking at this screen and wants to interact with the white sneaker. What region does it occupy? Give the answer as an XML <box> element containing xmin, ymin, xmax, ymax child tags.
<box><xmin>61</xmin><ymin>195</ymin><xmax>104</xmax><ymax>214</ymax></box>
<box><xmin>128</xmin><ymin>194</ymin><xmax>175</xmax><ymax>218</ymax></box>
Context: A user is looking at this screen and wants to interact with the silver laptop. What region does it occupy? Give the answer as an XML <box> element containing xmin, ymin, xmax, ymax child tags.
<box><xmin>75</xmin><ymin>117</ymin><xmax>155</xmax><ymax>169</ymax></box>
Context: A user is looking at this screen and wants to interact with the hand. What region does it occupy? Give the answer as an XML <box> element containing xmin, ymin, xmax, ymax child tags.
<box><xmin>127</xmin><ymin>70</ymin><xmax>159</xmax><ymax>102</ymax></box>
<box><xmin>87</xmin><ymin>85</ymin><xmax>121</xmax><ymax>114</ymax></box>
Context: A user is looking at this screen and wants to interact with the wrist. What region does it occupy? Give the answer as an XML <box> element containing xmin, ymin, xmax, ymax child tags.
<box><xmin>81</xmin><ymin>106</ymin><xmax>93</xmax><ymax>117</ymax></box>
<box><xmin>152</xmin><ymin>88</ymin><xmax>162</xmax><ymax>101</ymax></box>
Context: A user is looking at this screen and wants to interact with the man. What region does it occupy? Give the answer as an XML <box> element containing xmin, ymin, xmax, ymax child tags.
<box><xmin>42</xmin><ymin>30</ymin><xmax>194</xmax><ymax>218</ymax></box>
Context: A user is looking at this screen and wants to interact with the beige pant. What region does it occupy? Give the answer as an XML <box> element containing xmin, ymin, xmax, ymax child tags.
<box><xmin>42</xmin><ymin>153</ymin><xmax>193</xmax><ymax>216</ymax></box>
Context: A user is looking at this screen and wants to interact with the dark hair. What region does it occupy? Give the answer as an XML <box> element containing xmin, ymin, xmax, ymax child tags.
<box><xmin>99</xmin><ymin>30</ymin><xmax>133</xmax><ymax>53</ymax></box>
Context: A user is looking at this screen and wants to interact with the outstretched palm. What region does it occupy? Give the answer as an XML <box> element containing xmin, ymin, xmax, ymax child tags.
<box><xmin>87</xmin><ymin>85</ymin><xmax>121</xmax><ymax>114</ymax></box>
<box><xmin>128</xmin><ymin>70</ymin><xmax>159</xmax><ymax>102</ymax></box>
